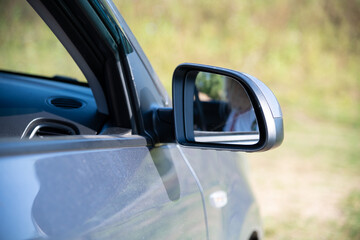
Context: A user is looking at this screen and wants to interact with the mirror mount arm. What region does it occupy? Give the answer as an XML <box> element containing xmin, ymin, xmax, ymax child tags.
<box><xmin>153</xmin><ymin>107</ymin><xmax>175</xmax><ymax>144</ymax></box>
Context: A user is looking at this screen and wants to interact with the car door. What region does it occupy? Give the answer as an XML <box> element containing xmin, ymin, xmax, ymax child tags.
<box><xmin>0</xmin><ymin>0</ymin><xmax>207</xmax><ymax>239</ymax></box>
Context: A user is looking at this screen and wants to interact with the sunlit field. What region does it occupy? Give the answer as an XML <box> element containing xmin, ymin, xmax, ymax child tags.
<box><xmin>1</xmin><ymin>0</ymin><xmax>359</xmax><ymax>239</ymax></box>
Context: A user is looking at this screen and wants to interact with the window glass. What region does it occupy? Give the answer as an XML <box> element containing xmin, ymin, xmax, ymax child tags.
<box><xmin>0</xmin><ymin>0</ymin><xmax>86</xmax><ymax>82</ymax></box>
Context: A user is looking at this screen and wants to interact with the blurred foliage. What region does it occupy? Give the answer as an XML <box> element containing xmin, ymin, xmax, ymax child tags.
<box><xmin>114</xmin><ymin>0</ymin><xmax>360</xmax><ymax>129</ymax></box>
<box><xmin>0</xmin><ymin>0</ymin><xmax>85</xmax><ymax>81</ymax></box>
<box><xmin>195</xmin><ymin>72</ymin><xmax>225</xmax><ymax>100</ymax></box>
<box><xmin>342</xmin><ymin>190</ymin><xmax>360</xmax><ymax>239</ymax></box>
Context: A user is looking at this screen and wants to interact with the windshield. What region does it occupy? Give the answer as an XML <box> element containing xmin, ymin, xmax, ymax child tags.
<box><xmin>0</xmin><ymin>0</ymin><xmax>86</xmax><ymax>83</ymax></box>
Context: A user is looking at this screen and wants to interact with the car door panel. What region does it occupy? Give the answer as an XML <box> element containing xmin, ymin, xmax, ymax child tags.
<box><xmin>0</xmin><ymin>138</ymin><xmax>206</xmax><ymax>240</ymax></box>
<box><xmin>181</xmin><ymin>148</ymin><xmax>262</xmax><ymax>240</ymax></box>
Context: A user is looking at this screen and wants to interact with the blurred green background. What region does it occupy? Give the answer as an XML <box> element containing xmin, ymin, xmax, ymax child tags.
<box><xmin>1</xmin><ymin>0</ymin><xmax>359</xmax><ymax>239</ymax></box>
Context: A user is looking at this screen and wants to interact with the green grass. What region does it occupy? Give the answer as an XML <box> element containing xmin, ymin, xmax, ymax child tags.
<box><xmin>342</xmin><ymin>190</ymin><xmax>360</xmax><ymax>239</ymax></box>
<box><xmin>248</xmin><ymin>118</ymin><xmax>360</xmax><ymax>239</ymax></box>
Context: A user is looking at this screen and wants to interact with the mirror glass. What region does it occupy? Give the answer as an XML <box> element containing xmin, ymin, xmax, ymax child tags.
<box><xmin>191</xmin><ymin>71</ymin><xmax>259</xmax><ymax>145</ymax></box>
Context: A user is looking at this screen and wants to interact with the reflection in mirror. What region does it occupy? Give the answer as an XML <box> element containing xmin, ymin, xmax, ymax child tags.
<box><xmin>192</xmin><ymin>71</ymin><xmax>259</xmax><ymax>145</ymax></box>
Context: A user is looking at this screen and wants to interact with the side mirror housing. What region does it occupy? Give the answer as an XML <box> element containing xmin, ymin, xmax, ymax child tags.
<box><xmin>172</xmin><ymin>63</ymin><xmax>284</xmax><ymax>152</ymax></box>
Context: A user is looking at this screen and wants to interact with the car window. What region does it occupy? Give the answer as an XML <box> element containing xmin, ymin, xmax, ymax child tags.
<box><xmin>0</xmin><ymin>0</ymin><xmax>85</xmax><ymax>82</ymax></box>
<box><xmin>0</xmin><ymin>1</ymin><xmax>108</xmax><ymax>139</ymax></box>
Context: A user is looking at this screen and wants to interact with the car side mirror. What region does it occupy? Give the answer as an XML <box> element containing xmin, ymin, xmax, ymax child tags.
<box><xmin>172</xmin><ymin>63</ymin><xmax>284</xmax><ymax>152</ymax></box>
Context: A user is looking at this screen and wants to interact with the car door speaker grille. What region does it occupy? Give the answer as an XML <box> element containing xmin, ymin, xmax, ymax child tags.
<box><xmin>50</xmin><ymin>97</ymin><xmax>83</xmax><ymax>109</ymax></box>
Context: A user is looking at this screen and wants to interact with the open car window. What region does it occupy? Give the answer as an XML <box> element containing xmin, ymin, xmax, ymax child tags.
<box><xmin>0</xmin><ymin>0</ymin><xmax>86</xmax><ymax>83</ymax></box>
<box><xmin>0</xmin><ymin>1</ymin><xmax>109</xmax><ymax>139</ymax></box>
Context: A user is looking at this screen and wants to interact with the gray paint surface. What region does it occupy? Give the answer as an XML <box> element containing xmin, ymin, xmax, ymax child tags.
<box><xmin>0</xmin><ymin>140</ymin><xmax>207</xmax><ymax>239</ymax></box>
<box><xmin>181</xmin><ymin>147</ymin><xmax>261</xmax><ymax>240</ymax></box>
